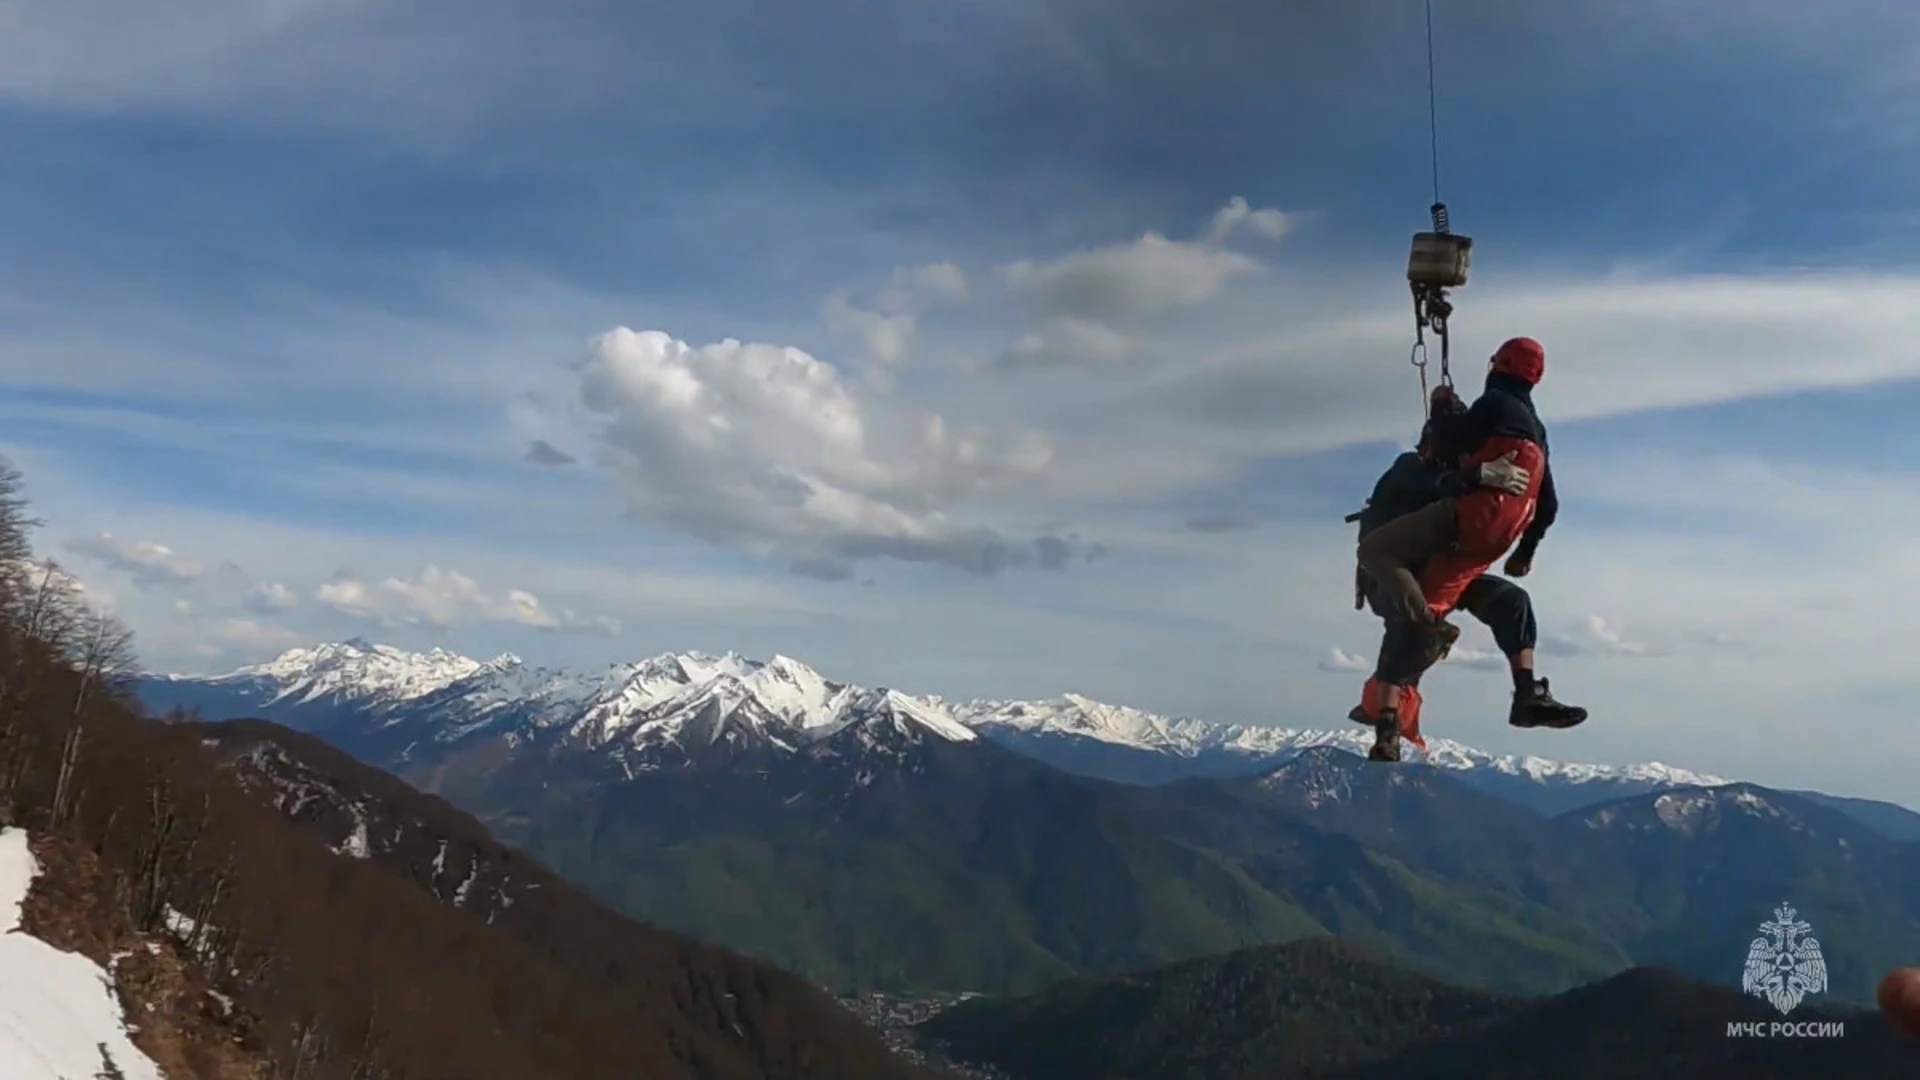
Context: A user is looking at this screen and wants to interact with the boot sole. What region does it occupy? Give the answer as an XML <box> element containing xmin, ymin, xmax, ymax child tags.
<box><xmin>1511</xmin><ymin>710</ymin><xmax>1589</xmax><ymax>730</ymax></box>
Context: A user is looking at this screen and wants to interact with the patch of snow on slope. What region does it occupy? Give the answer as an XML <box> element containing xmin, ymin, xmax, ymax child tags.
<box><xmin>333</xmin><ymin>803</ymin><xmax>372</xmax><ymax>860</ymax></box>
<box><xmin>863</xmin><ymin>690</ymin><xmax>977</xmax><ymax>743</ymax></box>
<box><xmin>0</xmin><ymin>828</ymin><xmax>167</xmax><ymax>1080</ymax></box>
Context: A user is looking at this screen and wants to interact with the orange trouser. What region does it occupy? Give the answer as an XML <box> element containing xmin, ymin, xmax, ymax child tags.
<box><xmin>1356</xmin><ymin>678</ymin><xmax>1425</xmax><ymax>749</ymax></box>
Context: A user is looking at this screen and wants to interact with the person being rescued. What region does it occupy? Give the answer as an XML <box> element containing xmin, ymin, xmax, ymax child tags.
<box><xmin>1350</xmin><ymin>336</ymin><xmax>1585</xmax><ymax>762</ymax></box>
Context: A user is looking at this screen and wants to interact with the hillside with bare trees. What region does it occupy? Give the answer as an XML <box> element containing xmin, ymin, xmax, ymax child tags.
<box><xmin>0</xmin><ymin>457</ymin><xmax>944</xmax><ymax>1080</ymax></box>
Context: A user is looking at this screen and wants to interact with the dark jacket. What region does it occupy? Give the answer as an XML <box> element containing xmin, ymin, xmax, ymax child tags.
<box><xmin>1355</xmin><ymin>452</ymin><xmax>1470</xmax><ymax>537</ymax></box>
<box><xmin>1432</xmin><ymin>371</ymin><xmax>1558</xmax><ymax>562</ymax></box>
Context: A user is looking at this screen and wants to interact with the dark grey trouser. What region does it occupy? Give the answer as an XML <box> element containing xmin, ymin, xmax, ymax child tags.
<box><xmin>1365</xmin><ymin>572</ymin><xmax>1537</xmax><ymax>685</ymax></box>
<box><xmin>1356</xmin><ymin>498</ymin><xmax>1459</xmax><ymax>626</ymax></box>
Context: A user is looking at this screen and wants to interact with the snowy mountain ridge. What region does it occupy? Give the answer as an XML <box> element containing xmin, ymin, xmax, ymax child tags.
<box><xmin>157</xmin><ymin>637</ymin><xmax>491</xmax><ymax>707</ymax></box>
<box><xmin>948</xmin><ymin>692</ymin><xmax>1723</xmax><ymax>789</ymax></box>
<box><xmin>153</xmin><ymin>640</ymin><xmax>1722</xmax><ymax>791</ymax></box>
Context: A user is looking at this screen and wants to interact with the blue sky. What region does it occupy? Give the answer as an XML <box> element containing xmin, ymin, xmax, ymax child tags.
<box><xmin>10</xmin><ymin>0</ymin><xmax>1920</xmax><ymax>801</ymax></box>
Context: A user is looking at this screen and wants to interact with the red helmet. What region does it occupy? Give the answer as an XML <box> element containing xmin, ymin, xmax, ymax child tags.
<box><xmin>1490</xmin><ymin>337</ymin><xmax>1545</xmax><ymax>385</ymax></box>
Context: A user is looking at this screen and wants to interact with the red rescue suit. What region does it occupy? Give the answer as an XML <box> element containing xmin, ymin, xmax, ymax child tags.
<box><xmin>1418</xmin><ymin>436</ymin><xmax>1544</xmax><ymax>618</ymax></box>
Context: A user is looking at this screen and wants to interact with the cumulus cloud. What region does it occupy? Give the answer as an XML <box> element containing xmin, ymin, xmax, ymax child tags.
<box><xmin>998</xmin><ymin>232</ymin><xmax>1260</xmax><ymax>322</ymax></box>
<box><xmin>996</xmin><ymin>196</ymin><xmax>1286</xmax><ymax>323</ymax></box>
<box><xmin>1201</xmin><ymin>196</ymin><xmax>1294</xmax><ymax>246</ymax></box>
<box><xmin>243</xmin><ymin>581</ymin><xmax>299</xmax><ymax>614</ymax></box>
<box><xmin>1586</xmin><ymin>616</ymin><xmax>1652</xmax><ymax>656</ymax></box>
<box><xmin>317</xmin><ymin>565</ymin><xmax>620</xmax><ymax>636</ymax></box>
<box><xmin>1442</xmin><ymin>645</ymin><xmax>1510</xmax><ymax>672</ymax></box>
<box><xmin>561</xmin><ymin>327</ymin><xmax>1061</xmax><ymax>576</ymax></box>
<box><xmin>64</xmin><ymin>532</ymin><xmax>203</xmax><ymax>587</ymax></box>
<box><xmin>1317</xmin><ymin>647</ymin><xmax>1371</xmax><ymax>673</ymax></box>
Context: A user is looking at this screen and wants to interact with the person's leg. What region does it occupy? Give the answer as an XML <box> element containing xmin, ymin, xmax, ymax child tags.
<box><xmin>1353</xmin><ymin>621</ymin><xmax>1428</xmax><ymax>761</ymax></box>
<box><xmin>1353</xmin><ymin>578</ymin><xmax>1436</xmax><ymax>760</ymax></box>
<box><xmin>1356</xmin><ymin>500</ymin><xmax>1459</xmax><ymax>628</ymax></box>
<box><xmin>1456</xmin><ymin>575</ymin><xmax>1587</xmax><ymax>729</ymax></box>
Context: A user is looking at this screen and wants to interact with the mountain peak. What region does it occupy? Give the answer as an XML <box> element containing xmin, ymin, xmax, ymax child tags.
<box><xmin>1574</xmin><ymin>782</ymin><xmax>1831</xmax><ymax>837</ymax></box>
<box><xmin>223</xmin><ymin>640</ymin><xmax>487</xmax><ymax>707</ymax></box>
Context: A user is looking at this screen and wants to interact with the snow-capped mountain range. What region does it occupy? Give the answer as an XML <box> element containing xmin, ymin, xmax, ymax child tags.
<box><xmin>141</xmin><ymin>639</ymin><xmax>1738</xmax><ymax>814</ymax></box>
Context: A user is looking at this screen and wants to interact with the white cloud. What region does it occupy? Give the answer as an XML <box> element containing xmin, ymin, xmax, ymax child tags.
<box><xmin>999</xmin><ymin>317</ymin><xmax>1134</xmax><ymax>372</ymax></box>
<box><xmin>1201</xmin><ymin>196</ymin><xmax>1294</xmax><ymax>246</ymax></box>
<box><xmin>1333</xmin><ymin>606</ymin><xmax>1662</xmax><ymax>681</ymax></box>
<box><xmin>559</xmin><ymin>327</ymin><xmax>1060</xmax><ymax>575</ymax></box>
<box><xmin>63</xmin><ymin>532</ymin><xmax>203</xmax><ymax>587</ymax></box>
<box><xmin>206</xmin><ymin>617</ymin><xmax>303</xmax><ymax>653</ymax></box>
<box><xmin>1317</xmin><ymin>647</ymin><xmax>1370</xmax><ymax>673</ymax></box>
<box><xmin>1554</xmin><ymin>615</ymin><xmax>1654</xmax><ymax>658</ymax></box>
<box><xmin>994</xmin><ymin>196</ymin><xmax>1288</xmax><ymax>324</ymax></box>
<box><xmin>998</xmin><ymin>232</ymin><xmax>1260</xmax><ymax>322</ymax></box>
<box><xmin>243</xmin><ymin>581</ymin><xmax>299</xmax><ymax>614</ymax></box>
<box><xmin>823</xmin><ymin>292</ymin><xmax>917</xmax><ymax>368</ymax></box>
<box><xmin>877</xmin><ymin>262</ymin><xmax>971</xmax><ymax>312</ymax></box>
<box><xmin>316</xmin><ymin>565</ymin><xmax>620</xmax><ymax>636</ymax></box>
<box><xmin>10</xmin><ymin>558</ymin><xmax>117</xmax><ymax>616</ymax></box>
<box><xmin>1443</xmin><ymin>645</ymin><xmax>1509</xmax><ymax>672</ymax></box>
<box><xmin>824</xmin><ymin>262</ymin><xmax>974</xmax><ymax>369</ymax></box>
<box><xmin>1015</xmin><ymin>270</ymin><xmax>1920</xmax><ymax>509</ymax></box>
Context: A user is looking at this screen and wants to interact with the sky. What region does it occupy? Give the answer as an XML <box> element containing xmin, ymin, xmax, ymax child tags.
<box><xmin>9</xmin><ymin>0</ymin><xmax>1920</xmax><ymax>802</ymax></box>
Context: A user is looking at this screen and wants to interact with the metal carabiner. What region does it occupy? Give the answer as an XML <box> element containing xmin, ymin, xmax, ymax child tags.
<box><xmin>1410</xmin><ymin>336</ymin><xmax>1431</xmax><ymax>409</ymax></box>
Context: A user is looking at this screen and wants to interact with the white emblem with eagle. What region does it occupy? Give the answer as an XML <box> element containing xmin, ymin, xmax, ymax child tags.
<box><xmin>1740</xmin><ymin>903</ymin><xmax>1828</xmax><ymax>1015</ymax></box>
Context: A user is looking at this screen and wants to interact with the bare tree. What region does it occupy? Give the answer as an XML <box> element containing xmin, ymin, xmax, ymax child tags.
<box><xmin>67</xmin><ymin>609</ymin><xmax>136</xmax><ymax>715</ymax></box>
<box><xmin>0</xmin><ymin>458</ymin><xmax>43</xmax><ymax>626</ymax></box>
<box><xmin>52</xmin><ymin>610</ymin><xmax>137</xmax><ymax>825</ymax></box>
<box><xmin>2</xmin><ymin>559</ymin><xmax>85</xmax><ymax>728</ymax></box>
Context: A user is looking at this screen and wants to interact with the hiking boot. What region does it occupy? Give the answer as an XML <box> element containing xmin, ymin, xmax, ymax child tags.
<box><xmin>1509</xmin><ymin>678</ymin><xmax>1588</xmax><ymax>730</ymax></box>
<box><xmin>1367</xmin><ymin>709</ymin><xmax>1402</xmax><ymax>762</ymax></box>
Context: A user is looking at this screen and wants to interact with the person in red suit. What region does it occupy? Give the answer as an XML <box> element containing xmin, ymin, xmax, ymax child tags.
<box><xmin>1355</xmin><ymin>336</ymin><xmax>1560</xmax><ymax>762</ymax></box>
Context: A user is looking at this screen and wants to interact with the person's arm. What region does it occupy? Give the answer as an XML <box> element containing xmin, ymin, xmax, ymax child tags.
<box><xmin>1510</xmin><ymin>456</ymin><xmax>1557</xmax><ymax>563</ymax></box>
